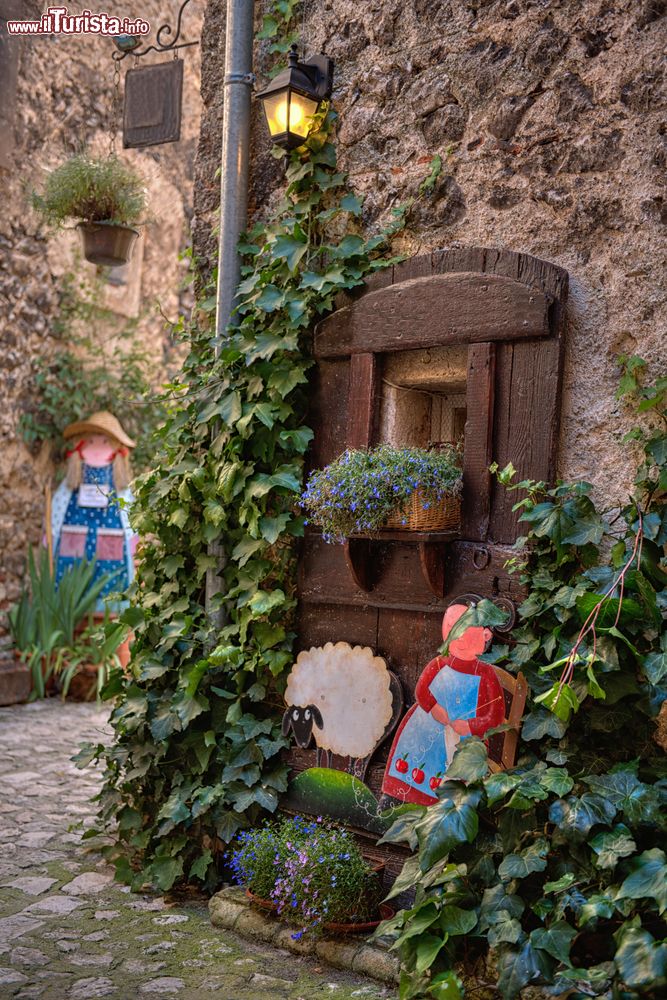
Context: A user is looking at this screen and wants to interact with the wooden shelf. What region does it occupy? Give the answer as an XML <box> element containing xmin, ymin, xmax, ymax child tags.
<box><xmin>343</xmin><ymin>531</ymin><xmax>458</xmax><ymax>598</ymax></box>
<box><xmin>346</xmin><ymin>529</ymin><xmax>459</xmax><ymax>543</ymax></box>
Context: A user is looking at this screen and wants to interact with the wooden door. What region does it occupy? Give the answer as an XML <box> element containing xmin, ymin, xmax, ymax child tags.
<box><xmin>286</xmin><ymin>247</ymin><xmax>568</xmax><ymax>876</ymax></box>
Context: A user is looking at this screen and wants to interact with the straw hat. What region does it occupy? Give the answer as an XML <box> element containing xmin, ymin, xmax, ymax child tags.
<box><xmin>63</xmin><ymin>411</ymin><xmax>136</xmax><ymax>449</ymax></box>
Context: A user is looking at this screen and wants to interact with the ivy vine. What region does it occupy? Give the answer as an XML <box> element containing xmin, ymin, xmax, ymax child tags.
<box><xmin>78</xmin><ymin>108</ymin><xmax>403</xmax><ymax>891</ymax></box>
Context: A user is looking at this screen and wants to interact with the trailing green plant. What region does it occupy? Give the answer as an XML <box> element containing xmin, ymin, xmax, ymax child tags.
<box><xmin>301</xmin><ymin>445</ymin><xmax>462</xmax><ymax>541</ymax></box>
<box><xmin>19</xmin><ymin>272</ymin><xmax>165</xmax><ymax>471</ymax></box>
<box><xmin>229</xmin><ymin>814</ymin><xmax>383</xmax><ymax>937</ymax></box>
<box><xmin>375</xmin><ymin>357</ymin><xmax>667</xmax><ymax>999</ymax></box>
<box><xmin>32</xmin><ymin>153</ymin><xmax>146</xmax><ymax>228</ymax></box>
<box><xmin>75</xmin><ymin>105</ymin><xmax>405</xmax><ymax>892</ymax></box>
<box><xmin>7</xmin><ymin>548</ymin><xmax>113</xmax><ymax>698</ymax></box>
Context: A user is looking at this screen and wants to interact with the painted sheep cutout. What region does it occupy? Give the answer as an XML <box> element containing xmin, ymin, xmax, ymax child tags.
<box><xmin>282</xmin><ymin>642</ymin><xmax>403</xmax><ymax>781</ymax></box>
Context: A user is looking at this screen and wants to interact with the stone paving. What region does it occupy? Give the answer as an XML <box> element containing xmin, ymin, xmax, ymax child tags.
<box><xmin>0</xmin><ymin>700</ymin><xmax>395</xmax><ymax>1000</ymax></box>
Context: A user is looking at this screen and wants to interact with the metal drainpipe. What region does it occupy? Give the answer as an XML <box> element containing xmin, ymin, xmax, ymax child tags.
<box><xmin>205</xmin><ymin>0</ymin><xmax>255</xmax><ymax>626</ymax></box>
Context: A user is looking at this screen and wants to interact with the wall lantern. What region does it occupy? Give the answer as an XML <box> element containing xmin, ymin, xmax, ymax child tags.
<box><xmin>257</xmin><ymin>43</ymin><xmax>334</xmax><ymax>150</ymax></box>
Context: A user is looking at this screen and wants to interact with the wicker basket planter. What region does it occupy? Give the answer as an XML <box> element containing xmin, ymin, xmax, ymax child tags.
<box><xmin>383</xmin><ymin>489</ymin><xmax>461</xmax><ymax>532</ymax></box>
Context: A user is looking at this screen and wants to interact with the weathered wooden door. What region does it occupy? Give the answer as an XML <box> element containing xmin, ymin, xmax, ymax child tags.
<box><xmin>288</xmin><ymin>247</ymin><xmax>568</xmax><ymax>871</ymax></box>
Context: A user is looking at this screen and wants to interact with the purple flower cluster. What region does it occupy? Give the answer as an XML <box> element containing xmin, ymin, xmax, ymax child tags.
<box><xmin>300</xmin><ymin>445</ymin><xmax>462</xmax><ymax>542</ymax></box>
<box><xmin>228</xmin><ymin>815</ymin><xmax>381</xmax><ymax>939</ymax></box>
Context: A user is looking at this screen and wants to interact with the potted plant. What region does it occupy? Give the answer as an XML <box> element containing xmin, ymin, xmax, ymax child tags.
<box><xmin>32</xmin><ymin>153</ymin><xmax>146</xmax><ymax>266</ymax></box>
<box><xmin>228</xmin><ymin>815</ymin><xmax>391</xmax><ymax>938</ymax></box>
<box><xmin>7</xmin><ymin>548</ymin><xmax>114</xmax><ymax>699</ymax></box>
<box><xmin>301</xmin><ymin>444</ymin><xmax>463</xmax><ymax>542</ymax></box>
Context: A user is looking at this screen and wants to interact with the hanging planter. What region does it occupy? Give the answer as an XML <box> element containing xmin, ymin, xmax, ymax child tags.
<box><xmin>300</xmin><ymin>445</ymin><xmax>463</xmax><ymax>542</ymax></box>
<box><xmin>76</xmin><ymin>221</ymin><xmax>139</xmax><ymax>267</ymax></box>
<box><xmin>32</xmin><ymin>153</ymin><xmax>147</xmax><ymax>267</ymax></box>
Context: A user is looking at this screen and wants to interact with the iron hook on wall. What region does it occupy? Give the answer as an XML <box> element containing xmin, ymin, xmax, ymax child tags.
<box><xmin>112</xmin><ymin>0</ymin><xmax>198</xmax><ymax>62</ymax></box>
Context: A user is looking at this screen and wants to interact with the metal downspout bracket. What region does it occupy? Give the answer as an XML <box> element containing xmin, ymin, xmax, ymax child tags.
<box><xmin>205</xmin><ymin>0</ymin><xmax>255</xmax><ymax>629</ymax></box>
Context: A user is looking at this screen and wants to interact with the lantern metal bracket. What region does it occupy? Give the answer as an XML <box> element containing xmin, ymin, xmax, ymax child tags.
<box><xmin>286</xmin><ymin>44</ymin><xmax>333</xmax><ymax>100</ymax></box>
<box><xmin>112</xmin><ymin>0</ymin><xmax>198</xmax><ymax>62</ymax></box>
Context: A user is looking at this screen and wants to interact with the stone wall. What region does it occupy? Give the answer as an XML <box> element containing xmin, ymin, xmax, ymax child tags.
<box><xmin>194</xmin><ymin>0</ymin><xmax>666</xmax><ymax>500</ymax></box>
<box><xmin>0</xmin><ymin>1</ymin><xmax>205</xmax><ymax>622</ymax></box>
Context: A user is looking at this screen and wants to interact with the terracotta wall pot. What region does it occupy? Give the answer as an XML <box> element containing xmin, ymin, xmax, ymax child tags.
<box><xmin>246</xmin><ymin>889</ymin><xmax>278</xmax><ymax>912</ymax></box>
<box><xmin>246</xmin><ymin>890</ymin><xmax>394</xmax><ymax>934</ymax></box>
<box><xmin>77</xmin><ymin>222</ymin><xmax>139</xmax><ymax>266</ymax></box>
<box><xmin>323</xmin><ymin>901</ymin><xmax>395</xmax><ymax>935</ymax></box>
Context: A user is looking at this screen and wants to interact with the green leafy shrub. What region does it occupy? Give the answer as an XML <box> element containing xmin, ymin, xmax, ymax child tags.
<box><xmin>376</xmin><ymin>358</ymin><xmax>667</xmax><ymax>1000</ymax></box>
<box><xmin>229</xmin><ymin>815</ymin><xmax>383</xmax><ymax>936</ymax></box>
<box><xmin>301</xmin><ymin>445</ymin><xmax>462</xmax><ymax>541</ymax></box>
<box><xmin>32</xmin><ymin>153</ymin><xmax>146</xmax><ymax>227</ymax></box>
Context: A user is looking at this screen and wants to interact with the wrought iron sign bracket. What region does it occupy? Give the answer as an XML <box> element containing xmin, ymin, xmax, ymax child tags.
<box><xmin>112</xmin><ymin>0</ymin><xmax>198</xmax><ymax>62</ymax></box>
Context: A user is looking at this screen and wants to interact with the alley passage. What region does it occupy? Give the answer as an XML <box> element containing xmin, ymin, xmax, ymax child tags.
<box><xmin>0</xmin><ymin>701</ymin><xmax>392</xmax><ymax>1000</ymax></box>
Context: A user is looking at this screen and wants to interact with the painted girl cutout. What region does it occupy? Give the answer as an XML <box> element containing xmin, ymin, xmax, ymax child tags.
<box><xmin>381</xmin><ymin>601</ymin><xmax>505</xmax><ymax>806</ymax></box>
<box><xmin>51</xmin><ymin>412</ymin><xmax>137</xmax><ymax>613</ymax></box>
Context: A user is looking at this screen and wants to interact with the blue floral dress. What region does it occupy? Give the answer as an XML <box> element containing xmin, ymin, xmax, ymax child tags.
<box><xmin>52</xmin><ymin>463</ymin><xmax>135</xmax><ymax>612</ymax></box>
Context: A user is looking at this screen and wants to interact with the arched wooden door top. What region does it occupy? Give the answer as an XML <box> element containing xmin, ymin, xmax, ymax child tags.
<box><xmin>314</xmin><ymin>246</ymin><xmax>568</xmax><ymax>357</ymax></box>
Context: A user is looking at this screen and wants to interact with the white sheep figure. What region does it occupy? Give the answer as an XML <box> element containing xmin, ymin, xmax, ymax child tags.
<box><xmin>283</xmin><ymin>642</ymin><xmax>402</xmax><ymax>780</ymax></box>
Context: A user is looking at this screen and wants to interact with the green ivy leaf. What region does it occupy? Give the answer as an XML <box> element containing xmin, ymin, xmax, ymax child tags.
<box><xmin>589</xmin><ymin>824</ymin><xmax>636</xmax><ymax>869</ymax></box>
<box><xmin>219</xmin><ymin>391</ymin><xmax>242</xmax><ymax>427</ymax></box>
<box><xmin>497</xmin><ymin>941</ymin><xmax>552</xmax><ymax>999</ymax></box>
<box><xmin>415</xmin><ymin>785</ymin><xmax>483</xmax><ymax>871</ymax></box>
<box><xmin>382</xmin><ymin>855</ymin><xmax>422</xmax><ymax>901</ymax></box>
<box><xmin>584</xmin><ymin>771</ymin><xmax>660</xmax><ymax>826</ymax></box>
<box><xmin>150</xmin><ymin>855</ymin><xmax>184</xmax><ymax>891</ymax></box>
<box><xmin>391</xmin><ymin>901</ymin><xmax>441</xmax><ymax>948</ymax></box>
<box><xmin>530</xmin><ymin>921</ymin><xmax>576</xmax><ymax>966</ymax></box>
<box><xmin>189</xmin><ymin>848</ymin><xmax>213</xmax><ymax>881</ymax></box>
<box><xmin>498</xmin><ymin>838</ymin><xmax>549</xmax><ymax>881</ymax></box>
<box><xmin>445</xmin><ymin>737</ymin><xmax>489</xmax><ymax>783</ymax></box>
<box><xmin>616</xmin><ymin>849</ymin><xmax>667</xmax><ymax>914</ymax></box>
<box><xmin>614</xmin><ymin>925</ymin><xmax>667</xmax><ymax>989</ymax></box>
<box><xmin>548</xmin><ymin>793</ymin><xmax>617</xmax><ymax>839</ymax></box>
<box><xmin>248</xmin><ymin>589</ymin><xmax>286</xmax><ymax>615</ymax></box>
<box><xmin>149</xmin><ymin>700</ymin><xmax>180</xmax><ymax>742</ymax></box>
<box><xmin>415</xmin><ymin>933</ymin><xmax>447</xmax><ymax>976</ymax></box>
<box><xmin>439</xmin><ymin>905</ymin><xmax>478</xmax><ymax>936</ymax></box>
<box><xmin>521</xmin><ymin>708</ymin><xmax>568</xmax><ymax>741</ymax></box>
<box><xmin>231</xmin><ymin>536</ymin><xmax>266</xmax><ymax>568</ymax></box>
<box><xmin>271</xmin><ymin>234</ymin><xmax>308</xmax><ymax>271</ymax></box>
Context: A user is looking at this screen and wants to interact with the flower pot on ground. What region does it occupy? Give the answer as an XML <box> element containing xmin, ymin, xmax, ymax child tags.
<box><xmin>32</xmin><ymin>153</ymin><xmax>146</xmax><ymax>266</ymax></box>
<box><xmin>228</xmin><ymin>815</ymin><xmax>387</xmax><ymax>938</ymax></box>
<box><xmin>6</xmin><ymin>548</ymin><xmax>123</xmax><ymax>700</ymax></box>
<box><xmin>301</xmin><ymin>445</ymin><xmax>463</xmax><ymax>542</ymax></box>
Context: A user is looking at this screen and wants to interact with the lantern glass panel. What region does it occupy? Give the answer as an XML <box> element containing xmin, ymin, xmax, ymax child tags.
<box><xmin>288</xmin><ymin>91</ymin><xmax>318</xmax><ymax>139</ymax></box>
<box><xmin>262</xmin><ymin>89</ymin><xmax>318</xmax><ymax>142</ymax></box>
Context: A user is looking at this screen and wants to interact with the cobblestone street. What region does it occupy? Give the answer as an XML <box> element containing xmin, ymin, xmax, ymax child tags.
<box><xmin>0</xmin><ymin>701</ymin><xmax>393</xmax><ymax>1000</ymax></box>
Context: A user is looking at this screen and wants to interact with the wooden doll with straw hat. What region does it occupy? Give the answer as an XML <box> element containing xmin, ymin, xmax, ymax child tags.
<box><xmin>50</xmin><ymin>411</ymin><xmax>138</xmax><ymax>612</ymax></box>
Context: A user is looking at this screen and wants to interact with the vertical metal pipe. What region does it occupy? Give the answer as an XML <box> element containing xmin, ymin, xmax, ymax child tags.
<box><xmin>214</xmin><ymin>0</ymin><xmax>255</xmax><ymax>344</ymax></box>
<box><xmin>205</xmin><ymin>0</ymin><xmax>255</xmax><ymax>621</ymax></box>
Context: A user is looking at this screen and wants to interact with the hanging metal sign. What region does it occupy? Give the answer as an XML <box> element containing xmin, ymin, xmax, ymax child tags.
<box><xmin>112</xmin><ymin>0</ymin><xmax>198</xmax><ymax>149</ymax></box>
<box><xmin>123</xmin><ymin>59</ymin><xmax>184</xmax><ymax>148</ymax></box>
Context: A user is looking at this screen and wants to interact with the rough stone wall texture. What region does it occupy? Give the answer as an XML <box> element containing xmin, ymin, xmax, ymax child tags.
<box><xmin>0</xmin><ymin>0</ymin><xmax>205</xmax><ymax>621</ymax></box>
<box><xmin>194</xmin><ymin>0</ymin><xmax>666</xmax><ymax>503</ymax></box>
